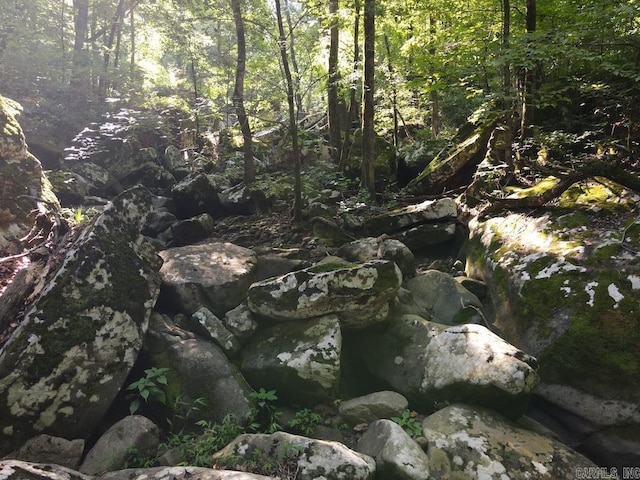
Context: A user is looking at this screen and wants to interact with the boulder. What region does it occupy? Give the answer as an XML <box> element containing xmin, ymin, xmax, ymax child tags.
<box><xmin>158</xmin><ymin>241</ymin><xmax>259</xmax><ymax>316</ymax></box>
<box><xmin>142</xmin><ymin>209</ymin><xmax>178</xmax><ymax>237</ymax></box>
<box><xmin>6</xmin><ymin>435</ymin><xmax>84</xmax><ymax>470</ymax></box>
<box><xmin>466</xmin><ymin>209</ymin><xmax>640</xmax><ymax>468</ymax></box>
<box><xmin>338</xmin><ymin>391</ymin><xmax>409</xmax><ymax>426</ymax></box>
<box><xmin>247</xmin><ymin>260</ymin><xmax>402</xmax><ymax>328</ymax></box>
<box><xmin>241</xmin><ymin>315</ymin><xmax>342</xmax><ymax>403</ymax></box>
<box><xmin>389</xmin><ymin>221</ymin><xmax>457</xmax><ymax>252</ymax></box>
<box><xmin>188</xmin><ymin>307</ymin><xmax>241</xmax><ymax>356</ymax></box>
<box><xmin>223</xmin><ymin>302</ymin><xmax>259</xmax><ymax>340</ymax></box>
<box><xmin>363</xmin><ymin>198</ymin><xmax>457</xmax><ymax>236</ymax></box>
<box><xmin>337</xmin><ymin>238</ymin><xmax>416</xmax><ymax>279</ymax></box>
<box><xmin>0</xmin><ymin>186</ymin><xmax>162</xmax><ymax>456</ymax></box>
<box><xmin>0</xmin><ymin>95</ymin><xmax>60</xmax><ymax>249</ymax></box>
<box><xmin>393</xmin><ymin>270</ymin><xmax>483</xmax><ymax>325</ymax></box>
<box><xmin>220</xmin><ymin>183</ymin><xmax>270</xmax><ymax>215</ymax></box>
<box><xmin>79</xmin><ymin>415</ymin><xmax>160</xmax><ymax>475</ymax></box>
<box><xmin>422</xmin><ymin>404</ymin><xmax>597</xmax><ymax>479</ymax></box>
<box><xmin>99</xmin><ymin>467</ymin><xmax>276</xmax><ymax>479</ymax></box>
<box><xmin>356</xmin><ymin>419</ymin><xmax>430</xmax><ymax>480</ymax></box>
<box><xmin>0</xmin><ymin>460</ymin><xmax>92</xmax><ymax>480</ymax></box>
<box><xmin>357</xmin><ymin>315</ymin><xmax>539</xmax><ymax>417</ymax></box>
<box><xmin>145</xmin><ymin>314</ymin><xmax>253</xmax><ymax>426</ymax></box>
<box><xmin>211</xmin><ymin>431</ymin><xmax>376</xmax><ymax>480</ymax></box>
<box><xmin>170</xmin><ymin>213</ymin><xmax>215</xmax><ymax>245</ymax></box>
<box><xmin>170</xmin><ymin>173</ymin><xmax>223</xmax><ymax>219</ymax></box>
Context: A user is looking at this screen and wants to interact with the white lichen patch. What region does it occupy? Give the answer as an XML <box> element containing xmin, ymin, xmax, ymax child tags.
<box><xmin>607</xmin><ymin>283</ymin><xmax>624</xmax><ymax>308</ymax></box>
<box><xmin>628</xmin><ymin>275</ymin><xmax>640</xmax><ymax>290</ymax></box>
<box><xmin>535</xmin><ymin>258</ymin><xmax>586</xmax><ymax>279</ymax></box>
<box><xmin>85</xmin><ymin>258</ymin><xmax>111</xmax><ymax>291</ymax></box>
<box><xmin>585</xmin><ymin>281</ymin><xmax>598</xmax><ymax>307</ymax></box>
<box><xmin>269</xmin><ymin>271</ymin><xmax>299</xmax><ymax>299</ymax></box>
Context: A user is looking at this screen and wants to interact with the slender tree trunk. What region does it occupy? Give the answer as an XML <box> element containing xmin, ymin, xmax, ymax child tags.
<box><xmin>100</xmin><ymin>0</ymin><xmax>126</xmax><ymax>100</ymax></box>
<box><xmin>361</xmin><ymin>0</ymin><xmax>375</xmax><ymax>197</ymax></box>
<box><xmin>502</xmin><ymin>0</ymin><xmax>511</xmax><ymax>109</ymax></box>
<box><xmin>189</xmin><ymin>36</ymin><xmax>201</xmax><ymax>142</ymax></box>
<box><xmin>231</xmin><ymin>0</ymin><xmax>255</xmax><ymax>184</ymax></box>
<box><xmin>328</xmin><ymin>0</ymin><xmax>342</xmax><ymax>164</ymax></box>
<box><xmin>275</xmin><ymin>0</ymin><xmax>302</xmax><ymax>220</ymax></box>
<box><xmin>70</xmin><ymin>0</ymin><xmax>89</xmax><ymax>101</ymax></box>
<box><xmin>284</xmin><ymin>0</ymin><xmax>303</xmax><ymax>116</ymax></box>
<box><xmin>520</xmin><ymin>0</ymin><xmax>536</xmax><ymax>139</ymax></box>
<box><xmin>339</xmin><ymin>0</ymin><xmax>361</xmax><ymax>169</ymax></box>
<box><xmin>384</xmin><ymin>34</ymin><xmax>398</xmax><ymax>150</ymax></box>
<box><xmin>130</xmin><ymin>7</ymin><xmax>135</xmax><ymax>76</ymax></box>
<box><xmin>429</xmin><ymin>15</ymin><xmax>439</xmax><ymax>138</ymax></box>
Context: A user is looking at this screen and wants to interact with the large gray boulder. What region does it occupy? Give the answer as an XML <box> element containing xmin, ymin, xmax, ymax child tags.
<box><xmin>211</xmin><ymin>431</ymin><xmax>376</xmax><ymax>480</ymax></box>
<box><xmin>158</xmin><ymin>241</ymin><xmax>259</xmax><ymax>316</ymax></box>
<box><xmin>100</xmin><ymin>467</ymin><xmax>276</xmax><ymax>479</ymax></box>
<box><xmin>6</xmin><ymin>434</ymin><xmax>84</xmax><ymax>470</ymax></box>
<box><xmin>422</xmin><ymin>404</ymin><xmax>597</xmax><ymax>479</ymax></box>
<box><xmin>357</xmin><ymin>315</ymin><xmax>539</xmax><ymax>417</ymax></box>
<box><xmin>356</xmin><ymin>419</ymin><xmax>430</xmax><ymax>480</ymax></box>
<box><xmin>79</xmin><ymin>415</ymin><xmax>160</xmax><ymax>475</ymax></box>
<box><xmin>336</xmin><ymin>237</ymin><xmax>416</xmax><ymax>279</ymax></box>
<box><xmin>145</xmin><ymin>314</ymin><xmax>253</xmax><ymax>426</ymax></box>
<box><xmin>363</xmin><ymin>198</ymin><xmax>457</xmax><ymax>236</ymax></box>
<box><xmin>0</xmin><ymin>460</ymin><xmax>91</xmax><ymax>480</ymax></box>
<box><xmin>170</xmin><ymin>173</ymin><xmax>222</xmax><ymax>219</ymax></box>
<box><xmin>393</xmin><ymin>269</ymin><xmax>483</xmax><ymax>325</ymax></box>
<box><xmin>466</xmin><ymin>209</ymin><xmax>640</xmax><ymax>468</ymax></box>
<box><xmin>338</xmin><ymin>391</ymin><xmax>409</xmax><ymax>426</ymax></box>
<box><xmin>241</xmin><ymin>315</ymin><xmax>342</xmax><ymax>403</ymax></box>
<box><xmin>0</xmin><ymin>186</ymin><xmax>161</xmax><ymax>456</ymax></box>
<box><xmin>247</xmin><ymin>260</ymin><xmax>402</xmax><ymax>328</ymax></box>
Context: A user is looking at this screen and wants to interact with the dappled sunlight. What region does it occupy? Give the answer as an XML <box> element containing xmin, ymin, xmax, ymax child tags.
<box><xmin>474</xmin><ymin>213</ymin><xmax>584</xmax><ymax>258</ymax></box>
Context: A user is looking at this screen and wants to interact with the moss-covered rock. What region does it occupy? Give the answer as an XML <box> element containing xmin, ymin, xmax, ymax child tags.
<box><xmin>423</xmin><ymin>404</ymin><xmax>597</xmax><ymax>479</ymax></box>
<box><xmin>0</xmin><ymin>95</ymin><xmax>60</xmax><ymax>249</ymax></box>
<box><xmin>363</xmin><ymin>198</ymin><xmax>457</xmax><ymax>236</ymax></box>
<box><xmin>466</xmin><ymin>208</ymin><xmax>640</xmax><ymax>467</ymax></box>
<box><xmin>0</xmin><ymin>186</ymin><xmax>161</xmax><ymax>456</ymax></box>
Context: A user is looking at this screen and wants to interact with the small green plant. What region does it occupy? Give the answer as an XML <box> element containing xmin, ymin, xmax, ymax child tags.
<box><xmin>126</xmin><ymin>367</ymin><xmax>170</xmax><ymax>414</ymax></box>
<box><xmin>250</xmin><ymin>388</ymin><xmax>282</xmax><ymax>433</ymax></box>
<box><xmin>391</xmin><ymin>409</ymin><xmax>423</xmax><ymax>438</ymax></box>
<box><xmin>166</xmin><ymin>396</ymin><xmax>207</xmax><ymax>435</ymax></box>
<box><xmin>288</xmin><ymin>408</ymin><xmax>322</xmax><ymax>436</ymax></box>
<box><xmin>73</xmin><ymin>207</ymin><xmax>84</xmax><ymax>224</ymax></box>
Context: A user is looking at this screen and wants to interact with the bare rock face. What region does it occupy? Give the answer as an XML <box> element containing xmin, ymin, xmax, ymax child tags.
<box><xmin>357</xmin><ymin>315</ymin><xmax>539</xmax><ymax>418</ymax></box>
<box><xmin>0</xmin><ymin>186</ymin><xmax>162</xmax><ymax>456</ymax></box>
<box><xmin>158</xmin><ymin>241</ymin><xmax>259</xmax><ymax>316</ymax></box>
<box><xmin>0</xmin><ymin>95</ymin><xmax>59</xmax><ymax>249</ymax></box>
<box><xmin>363</xmin><ymin>197</ymin><xmax>457</xmax><ymax>236</ymax></box>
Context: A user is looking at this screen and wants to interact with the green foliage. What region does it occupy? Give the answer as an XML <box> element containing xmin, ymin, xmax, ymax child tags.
<box><xmin>126</xmin><ymin>367</ymin><xmax>169</xmax><ymax>415</ymax></box>
<box><xmin>250</xmin><ymin>388</ymin><xmax>282</xmax><ymax>433</ymax></box>
<box><xmin>219</xmin><ymin>444</ymin><xmax>302</xmax><ymax>479</ymax></box>
<box><xmin>288</xmin><ymin>408</ymin><xmax>322</xmax><ymax>436</ymax></box>
<box><xmin>391</xmin><ymin>409</ymin><xmax>423</xmax><ymax>438</ymax></box>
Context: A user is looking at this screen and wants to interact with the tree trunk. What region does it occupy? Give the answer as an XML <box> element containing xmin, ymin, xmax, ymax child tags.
<box><xmin>70</xmin><ymin>0</ymin><xmax>89</xmax><ymax>98</ymax></box>
<box><xmin>361</xmin><ymin>0</ymin><xmax>375</xmax><ymax>197</ymax></box>
<box><xmin>231</xmin><ymin>0</ymin><xmax>255</xmax><ymax>184</ymax></box>
<box><xmin>275</xmin><ymin>0</ymin><xmax>302</xmax><ymax>220</ymax></box>
<box><xmin>384</xmin><ymin>34</ymin><xmax>398</xmax><ymax>150</ymax></box>
<box><xmin>100</xmin><ymin>0</ymin><xmax>126</xmax><ymax>100</ymax></box>
<box><xmin>501</xmin><ymin>0</ymin><xmax>511</xmax><ymax>109</ymax></box>
<box><xmin>519</xmin><ymin>0</ymin><xmax>536</xmax><ymax>140</ymax></box>
<box><xmin>130</xmin><ymin>7</ymin><xmax>135</xmax><ymax>75</ymax></box>
<box><xmin>328</xmin><ymin>0</ymin><xmax>342</xmax><ymax>164</ymax></box>
<box><xmin>284</xmin><ymin>0</ymin><xmax>303</xmax><ymax>116</ymax></box>
<box><xmin>429</xmin><ymin>15</ymin><xmax>439</xmax><ymax>138</ymax></box>
<box><xmin>339</xmin><ymin>0</ymin><xmax>361</xmax><ymax>170</ymax></box>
